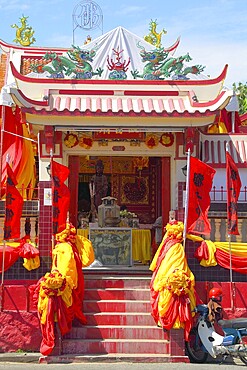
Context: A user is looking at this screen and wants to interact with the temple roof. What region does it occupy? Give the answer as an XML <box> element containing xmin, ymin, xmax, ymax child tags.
<box><xmin>0</xmin><ymin>26</ymin><xmax>234</xmax><ymax>128</ymax></box>
<box><xmin>5</xmin><ymin>61</ymin><xmax>232</xmax><ymax>128</ymax></box>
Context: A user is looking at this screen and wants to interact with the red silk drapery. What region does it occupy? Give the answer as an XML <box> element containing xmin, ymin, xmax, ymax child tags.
<box><xmin>194</xmin><ymin>240</ymin><xmax>247</xmax><ymax>274</ymax></box>
<box><xmin>31</xmin><ymin>223</ymin><xmax>94</xmax><ymax>356</ymax></box>
<box><xmin>0</xmin><ymin>241</ymin><xmax>39</xmax><ymax>273</ymax></box>
<box><xmin>150</xmin><ymin>221</ymin><xmax>197</xmax><ymax>341</ymax></box>
<box><xmin>0</xmin><ymin>245</ymin><xmax>21</xmax><ymax>272</ymax></box>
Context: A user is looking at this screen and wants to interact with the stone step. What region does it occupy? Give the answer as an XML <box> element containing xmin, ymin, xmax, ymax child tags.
<box><xmin>84</xmin><ymin>276</ymin><xmax>151</xmax><ymax>289</ymax></box>
<box><xmin>83</xmin><ymin>300</ymin><xmax>151</xmax><ymax>313</ymax></box>
<box><xmin>84</xmin><ymin>312</ymin><xmax>155</xmax><ymax>326</ymax></box>
<box><xmin>61</xmin><ymin>273</ymin><xmax>171</xmax><ymax>360</ymax></box>
<box><xmin>84</xmin><ymin>288</ymin><xmax>150</xmax><ymax>300</ymax></box>
<box><xmin>65</xmin><ymin>325</ymin><xmax>167</xmax><ymax>340</ymax></box>
<box><xmin>40</xmin><ymin>353</ymin><xmax>189</xmax><ymax>364</ymax></box>
<box><xmin>62</xmin><ymin>338</ymin><xmax>169</xmax><ymax>355</ymax></box>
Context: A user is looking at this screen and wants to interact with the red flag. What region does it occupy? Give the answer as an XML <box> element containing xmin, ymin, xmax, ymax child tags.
<box><xmin>187</xmin><ymin>157</ymin><xmax>216</xmax><ymax>235</ymax></box>
<box><xmin>52</xmin><ymin>160</ymin><xmax>70</xmax><ymax>234</ymax></box>
<box><xmin>226</xmin><ymin>151</ymin><xmax>242</xmax><ymax>235</ymax></box>
<box><xmin>4</xmin><ymin>163</ymin><xmax>24</xmax><ymax>240</ymax></box>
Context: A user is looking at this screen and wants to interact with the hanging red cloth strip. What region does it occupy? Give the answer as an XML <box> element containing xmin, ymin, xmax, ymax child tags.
<box><xmin>4</xmin><ymin>163</ymin><xmax>24</xmax><ymax>240</ymax></box>
<box><xmin>226</xmin><ymin>151</ymin><xmax>242</xmax><ymax>235</ymax></box>
<box><xmin>187</xmin><ymin>157</ymin><xmax>216</xmax><ymax>235</ymax></box>
<box><xmin>52</xmin><ymin>160</ymin><xmax>70</xmax><ymax>234</ymax></box>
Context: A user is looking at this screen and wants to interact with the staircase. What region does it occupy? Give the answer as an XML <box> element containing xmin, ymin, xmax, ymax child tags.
<box><xmin>43</xmin><ymin>269</ymin><xmax>188</xmax><ymax>363</ymax></box>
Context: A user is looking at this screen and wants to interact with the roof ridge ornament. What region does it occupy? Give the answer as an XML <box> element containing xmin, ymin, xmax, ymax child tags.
<box><xmin>11</xmin><ymin>15</ymin><xmax>36</xmax><ymax>47</ymax></box>
<box><xmin>144</xmin><ymin>19</ymin><xmax>167</xmax><ymax>48</ymax></box>
<box><xmin>30</xmin><ymin>45</ymin><xmax>104</xmax><ymax>79</ymax></box>
<box><xmin>107</xmin><ymin>48</ymin><xmax>131</xmax><ymax>80</ymax></box>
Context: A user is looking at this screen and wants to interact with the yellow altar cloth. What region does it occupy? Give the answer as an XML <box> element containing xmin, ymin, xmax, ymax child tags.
<box><xmin>77</xmin><ymin>229</ymin><xmax>89</xmax><ymax>239</ymax></box>
<box><xmin>77</xmin><ymin>228</ymin><xmax>151</xmax><ymax>264</ymax></box>
<box><xmin>132</xmin><ymin>229</ymin><xmax>151</xmax><ymax>263</ymax></box>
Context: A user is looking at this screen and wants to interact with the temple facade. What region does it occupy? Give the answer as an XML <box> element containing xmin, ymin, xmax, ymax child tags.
<box><xmin>1</xmin><ymin>26</ymin><xmax>247</xmax><ymax>264</ymax></box>
<box><xmin>1</xmin><ymin>22</ymin><xmax>247</xmax><ymax>359</ymax></box>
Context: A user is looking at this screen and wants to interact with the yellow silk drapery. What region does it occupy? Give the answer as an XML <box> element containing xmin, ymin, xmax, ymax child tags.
<box><xmin>151</xmin><ymin>240</ymin><xmax>196</xmax><ymax>327</ymax></box>
<box><xmin>150</xmin><ymin>221</ymin><xmax>196</xmax><ymax>338</ymax></box>
<box><xmin>15</xmin><ymin>124</ymin><xmax>36</xmax><ymax>199</ymax></box>
<box><xmin>0</xmin><ymin>241</ymin><xmax>40</xmax><ymax>272</ymax></box>
<box><xmin>187</xmin><ymin>233</ymin><xmax>247</xmax><ymax>268</ymax></box>
<box><xmin>207</xmin><ymin>121</ymin><xmax>228</xmax><ymax>134</ymax></box>
<box><xmin>36</xmin><ymin>223</ymin><xmax>95</xmax><ymax>355</ymax></box>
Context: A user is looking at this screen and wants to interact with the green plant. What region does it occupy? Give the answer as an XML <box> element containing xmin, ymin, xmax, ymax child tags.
<box><xmin>233</xmin><ymin>82</ymin><xmax>247</xmax><ymax>115</ymax></box>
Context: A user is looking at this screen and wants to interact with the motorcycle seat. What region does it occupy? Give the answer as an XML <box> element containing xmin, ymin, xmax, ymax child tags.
<box><xmin>218</xmin><ymin>318</ymin><xmax>247</xmax><ymax>329</ymax></box>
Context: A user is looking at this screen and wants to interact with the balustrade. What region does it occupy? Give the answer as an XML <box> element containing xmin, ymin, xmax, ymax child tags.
<box><xmin>209</xmin><ymin>217</ymin><xmax>247</xmax><ymax>243</ymax></box>
<box><xmin>0</xmin><ymin>216</ymin><xmax>38</xmax><ymax>242</ymax></box>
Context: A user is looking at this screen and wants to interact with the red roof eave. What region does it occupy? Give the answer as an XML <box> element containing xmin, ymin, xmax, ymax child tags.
<box><xmin>22</xmin><ymin>106</ymin><xmax>218</xmax><ymax>118</ymax></box>
<box><xmin>10</xmin><ymin>61</ymin><xmax>228</xmax><ymax>87</ymax></box>
<box><xmin>16</xmin><ymin>88</ymin><xmax>49</xmax><ymax>107</ymax></box>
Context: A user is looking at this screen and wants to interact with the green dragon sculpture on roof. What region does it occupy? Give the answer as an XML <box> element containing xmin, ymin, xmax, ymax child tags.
<box><xmin>132</xmin><ymin>19</ymin><xmax>205</xmax><ymax>80</ymax></box>
<box><xmin>131</xmin><ymin>42</ymin><xmax>205</xmax><ymax>80</ymax></box>
<box><xmin>30</xmin><ymin>45</ymin><xmax>103</xmax><ymax>79</ymax></box>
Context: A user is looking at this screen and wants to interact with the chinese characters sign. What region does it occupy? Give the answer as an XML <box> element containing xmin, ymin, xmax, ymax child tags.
<box><xmin>187</xmin><ymin>157</ymin><xmax>215</xmax><ymax>235</ymax></box>
<box><xmin>52</xmin><ymin>160</ymin><xmax>70</xmax><ymax>234</ymax></box>
<box><xmin>4</xmin><ymin>163</ymin><xmax>23</xmax><ymax>240</ymax></box>
<box><xmin>226</xmin><ymin>151</ymin><xmax>242</xmax><ymax>235</ymax></box>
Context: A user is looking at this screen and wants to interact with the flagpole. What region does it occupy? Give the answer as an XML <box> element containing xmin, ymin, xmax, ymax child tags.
<box><xmin>0</xmin><ymin>154</ymin><xmax>10</xmax><ymax>311</ymax></box>
<box><xmin>0</xmin><ymin>105</ymin><xmax>5</xmax><ymax>200</ymax></box>
<box><xmin>228</xmin><ymin>233</ymin><xmax>234</xmax><ymax>310</ymax></box>
<box><xmin>183</xmin><ymin>148</ymin><xmax>191</xmax><ymax>246</ymax></box>
<box><xmin>0</xmin><ymin>106</ymin><xmax>4</xmax><ymax>311</ymax></box>
<box><xmin>226</xmin><ymin>143</ymin><xmax>234</xmax><ymax>311</ymax></box>
<box><xmin>50</xmin><ymin>149</ymin><xmax>55</xmax><ymax>252</ymax></box>
<box><xmin>0</xmin><ymin>239</ymin><xmax>5</xmax><ymax>312</ymax></box>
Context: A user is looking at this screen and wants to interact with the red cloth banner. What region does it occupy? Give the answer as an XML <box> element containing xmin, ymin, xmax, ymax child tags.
<box><xmin>187</xmin><ymin>157</ymin><xmax>216</xmax><ymax>235</ymax></box>
<box><xmin>226</xmin><ymin>151</ymin><xmax>242</xmax><ymax>235</ymax></box>
<box><xmin>4</xmin><ymin>163</ymin><xmax>23</xmax><ymax>240</ymax></box>
<box><xmin>52</xmin><ymin>160</ymin><xmax>70</xmax><ymax>234</ymax></box>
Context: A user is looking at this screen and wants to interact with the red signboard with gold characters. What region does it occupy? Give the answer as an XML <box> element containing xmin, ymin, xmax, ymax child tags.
<box><xmin>93</xmin><ymin>131</ymin><xmax>144</xmax><ymax>140</ymax></box>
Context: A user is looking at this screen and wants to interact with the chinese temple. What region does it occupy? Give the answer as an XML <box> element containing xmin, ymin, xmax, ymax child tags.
<box><xmin>0</xmin><ymin>19</ymin><xmax>247</xmax><ymax>362</ymax></box>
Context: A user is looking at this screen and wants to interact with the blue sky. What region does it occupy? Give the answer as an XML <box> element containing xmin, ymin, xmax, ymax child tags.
<box><xmin>0</xmin><ymin>0</ymin><xmax>246</xmax><ymax>87</ymax></box>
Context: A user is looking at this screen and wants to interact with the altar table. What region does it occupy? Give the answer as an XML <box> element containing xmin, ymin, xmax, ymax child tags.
<box><xmin>77</xmin><ymin>228</ymin><xmax>151</xmax><ymax>264</ymax></box>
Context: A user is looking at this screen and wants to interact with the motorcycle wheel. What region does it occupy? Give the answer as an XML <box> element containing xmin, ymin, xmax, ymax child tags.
<box><xmin>236</xmin><ymin>337</ymin><xmax>247</xmax><ymax>365</ymax></box>
<box><xmin>239</xmin><ymin>355</ymin><xmax>247</xmax><ymax>365</ymax></box>
<box><xmin>185</xmin><ymin>327</ymin><xmax>209</xmax><ymax>363</ymax></box>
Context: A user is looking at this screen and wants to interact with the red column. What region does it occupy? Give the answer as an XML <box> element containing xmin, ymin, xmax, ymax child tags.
<box><xmin>68</xmin><ymin>155</ymin><xmax>79</xmax><ymax>227</ymax></box>
<box><xmin>161</xmin><ymin>157</ymin><xmax>171</xmax><ymax>228</ymax></box>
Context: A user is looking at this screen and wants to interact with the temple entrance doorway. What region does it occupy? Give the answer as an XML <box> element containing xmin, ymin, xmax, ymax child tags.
<box><xmin>75</xmin><ymin>155</ymin><xmax>166</xmax><ymax>228</ymax></box>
